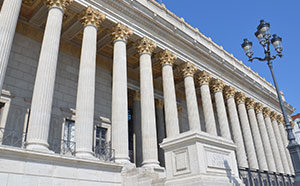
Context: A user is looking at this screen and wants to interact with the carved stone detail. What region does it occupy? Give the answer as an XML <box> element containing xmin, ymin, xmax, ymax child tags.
<box><xmin>245</xmin><ymin>98</ymin><xmax>255</xmax><ymax>110</ymax></box>
<box><xmin>181</xmin><ymin>62</ymin><xmax>197</xmax><ymax>77</ymax></box>
<box><xmin>223</xmin><ymin>86</ymin><xmax>236</xmax><ymax>99</ymax></box>
<box><xmin>235</xmin><ymin>92</ymin><xmax>246</xmax><ymax>105</ymax></box>
<box><xmin>177</xmin><ymin>106</ymin><xmax>182</xmax><ymax>114</ymax></box>
<box><xmin>136</xmin><ymin>37</ymin><xmax>157</xmax><ymax>55</ymax></box>
<box><xmin>254</xmin><ymin>103</ymin><xmax>264</xmax><ymax>114</ymax></box>
<box><xmin>197</xmin><ymin>71</ymin><xmax>211</xmax><ymax>85</ymax></box>
<box><xmin>112</xmin><ymin>23</ymin><xmax>133</xmax><ymax>42</ymax></box>
<box><xmin>210</xmin><ymin>78</ymin><xmax>224</xmax><ymax>93</ymax></box>
<box><xmin>270</xmin><ymin>111</ymin><xmax>278</xmax><ymax>121</ymax></box>
<box><xmin>263</xmin><ymin>107</ymin><xmax>271</xmax><ymax>117</ymax></box>
<box><xmin>276</xmin><ymin>115</ymin><xmax>284</xmax><ymax>124</ymax></box>
<box><xmin>155</xmin><ymin>99</ymin><xmax>164</xmax><ymax>109</ymax></box>
<box><xmin>80</xmin><ymin>6</ymin><xmax>106</xmax><ymax>28</ymax></box>
<box><xmin>45</xmin><ymin>0</ymin><xmax>73</xmax><ymax>11</ymax></box>
<box><xmin>133</xmin><ymin>90</ymin><xmax>140</xmax><ymax>101</ymax></box>
<box><xmin>156</xmin><ymin>49</ymin><xmax>177</xmax><ymax>66</ymax></box>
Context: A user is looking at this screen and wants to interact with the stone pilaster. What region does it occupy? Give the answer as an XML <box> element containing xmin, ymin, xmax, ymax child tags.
<box><xmin>245</xmin><ymin>98</ymin><xmax>268</xmax><ymax>171</ymax></box>
<box><xmin>111</xmin><ymin>23</ymin><xmax>132</xmax><ymax>163</ymax></box>
<box><xmin>0</xmin><ymin>0</ymin><xmax>22</xmax><ymax>92</ymax></box>
<box><xmin>263</xmin><ymin>107</ymin><xmax>284</xmax><ymax>173</ymax></box>
<box><xmin>198</xmin><ymin>71</ymin><xmax>217</xmax><ymax>136</ymax></box>
<box><xmin>26</xmin><ymin>0</ymin><xmax>72</xmax><ymax>151</ymax></box>
<box><xmin>254</xmin><ymin>103</ymin><xmax>277</xmax><ymax>172</ymax></box>
<box><xmin>181</xmin><ymin>62</ymin><xmax>201</xmax><ymax>131</ymax></box>
<box><xmin>157</xmin><ymin>50</ymin><xmax>179</xmax><ymax>137</ymax></box>
<box><xmin>235</xmin><ymin>92</ymin><xmax>259</xmax><ymax>170</ymax></box>
<box><xmin>155</xmin><ymin>99</ymin><xmax>165</xmax><ymax>167</ymax></box>
<box><xmin>210</xmin><ymin>79</ymin><xmax>230</xmax><ymax>139</ymax></box>
<box><xmin>224</xmin><ymin>86</ymin><xmax>248</xmax><ymax>168</ymax></box>
<box><xmin>136</xmin><ymin>37</ymin><xmax>160</xmax><ymax>168</ymax></box>
<box><xmin>270</xmin><ymin>112</ymin><xmax>291</xmax><ymax>175</ymax></box>
<box><xmin>75</xmin><ymin>6</ymin><xmax>105</xmax><ymax>159</ymax></box>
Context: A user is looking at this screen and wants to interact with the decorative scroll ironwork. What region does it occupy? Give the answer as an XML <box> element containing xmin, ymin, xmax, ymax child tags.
<box><xmin>0</xmin><ymin>127</ymin><xmax>27</xmax><ymax>148</ymax></box>
<box><xmin>94</xmin><ymin>141</ymin><xmax>115</xmax><ymax>162</ymax></box>
<box><xmin>239</xmin><ymin>167</ymin><xmax>294</xmax><ymax>186</ymax></box>
<box><xmin>48</xmin><ymin>138</ymin><xmax>76</xmax><ymax>156</ymax></box>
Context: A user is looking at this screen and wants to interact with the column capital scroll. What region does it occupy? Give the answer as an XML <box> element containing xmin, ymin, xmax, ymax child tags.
<box><xmin>254</xmin><ymin>102</ymin><xmax>264</xmax><ymax>114</ymax></box>
<box><xmin>210</xmin><ymin>78</ymin><xmax>224</xmax><ymax>93</ymax></box>
<box><xmin>45</xmin><ymin>0</ymin><xmax>73</xmax><ymax>11</ymax></box>
<box><xmin>245</xmin><ymin>98</ymin><xmax>255</xmax><ymax>110</ymax></box>
<box><xmin>136</xmin><ymin>37</ymin><xmax>157</xmax><ymax>55</ymax></box>
<box><xmin>235</xmin><ymin>92</ymin><xmax>246</xmax><ymax>105</ymax></box>
<box><xmin>155</xmin><ymin>99</ymin><xmax>164</xmax><ymax>109</ymax></box>
<box><xmin>181</xmin><ymin>62</ymin><xmax>197</xmax><ymax>77</ymax></box>
<box><xmin>197</xmin><ymin>70</ymin><xmax>211</xmax><ymax>85</ymax></box>
<box><xmin>112</xmin><ymin>23</ymin><xmax>133</xmax><ymax>42</ymax></box>
<box><xmin>80</xmin><ymin>6</ymin><xmax>106</xmax><ymax>28</ymax></box>
<box><xmin>262</xmin><ymin>107</ymin><xmax>271</xmax><ymax>117</ymax></box>
<box><xmin>223</xmin><ymin>86</ymin><xmax>236</xmax><ymax>99</ymax></box>
<box><xmin>270</xmin><ymin>111</ymin><xmax>278</xmax><ymax>121</ymax></box>
<box><xmin>133</xmin><ymin>90</ymin><xmax>140</xmax><ymax>101</ymax></box>
<box><xmin>156</xmin><ymin>49</ymin><xmax>177</xmax><ymax>66</ymax></box>
<box><xmin>276</xmin><ymin>115</ymin><xmax>284</xmax><ymax>124</ymax></box>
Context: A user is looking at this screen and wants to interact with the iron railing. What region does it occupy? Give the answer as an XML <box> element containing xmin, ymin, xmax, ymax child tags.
<box><xmin>94</xmin><ymin>142</ymin><xmax>115</xmax><ymax>162</ymax></box>
<box><xmin>0</xmin><ymin>127</ymin><xmax>27</xmax><ymax>148</ymax></box>
<box><xmin>239</xmin><ymin>168</ymin><xmax>294</xmax><ymax>186</ymax></box>
<box><xmin>48</xmin><ymin>138</ymin><xmax>76</xmax><ymax>156</ymax></box>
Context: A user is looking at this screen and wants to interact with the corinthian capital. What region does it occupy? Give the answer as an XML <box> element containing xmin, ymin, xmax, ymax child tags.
<box><xmin>45</xmin><ymin>0</ymin><xmax>73</xmax><ymax>11</ymax></box>
<box><xmin>270</xmin><ymin>111</ymin><xmax>278</xmax><ymax>121</ymax></box>
<box><xmin>245</xmin><ymin>98</ymin><xmax>255</xmax><ymax>110</ymax></box>
<box><xmin>197</xmin><ymin>70</ymin><xmax>212</xmax><ymax>86</ymax></box>
<box><xmin>181</xmin><ymin>62</ymin><xmax>197</xmax><ymax>77</ymax></box>
<box><xmin>276</xmin><ymin>115</ymin><xmax>284</xmax><ymax>124</ymax></box>
<box><xmin>156</xmin><ymin>50</ymin><xmax>177</xmax><ymax>66</ymax></box>
<box><xmin>112</xmin><ymin>23</ymin><xmax>133</xmax><ymax>42</ymax></box>
<box><xmin>263</xmin><ymin>107</ymin><xmax>271</xmax><ymax>117</ymax></box>
<box><xmin>254</xmin><ymin>102</ymin><xmax>263</xmax><ymax>114</ymax></box>
<box><xmin>80</xmin><ymin>6</ymin><xmax>106</xmax><ymax>28</ymax></box>
<box><xmin>223</xmin><ymin>86</ymin><xmax>236</xmax><ymax>99</ymax></box>
<box><xmin>136</xmin><ymin>37</ymin><xmax>157</xmax><ymax>55</ymax></box>
<box><xmin>235</xmin><ymin>92</ymin><xmax>246</xmax><ymax>105</ymax></box>
<box><xmin>155</xmin><ymin>99</ymin><xmax>164</xmax><ymax>109</ymax></box>
<box><xmin>210</xmin><ymin>78</ymin><xmax>224</xmax><ymax>93</ymax></box>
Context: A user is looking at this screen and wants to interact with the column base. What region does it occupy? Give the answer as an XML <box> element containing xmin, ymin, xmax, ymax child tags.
<box><xmin>26</xmin><ymin>142</ymin><xmax>52</xmax><ymax>153</ymax></box>
<box><xmin>142</xmin><ymin>159</ymin><xmax>161</xmax><ymax>169</ymax></box>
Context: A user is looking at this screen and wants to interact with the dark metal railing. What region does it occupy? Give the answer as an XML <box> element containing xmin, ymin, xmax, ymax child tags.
<box><xmin>0</xmin><ymin>127</ymin><xmax>27</xmax><ymax>148</ymax></box>
<box><xmin>93</xmin><ymin>142</ymin><xmax>115</xmax><ymax>162</ymax></box>
<box><xmin>48</xmin><ymin>138</ymin><xmax>76</xmax><ymax>156</ymax></box>
<box><xmin>239</xmin><ymin>168</ymin><xmax>294</xmax><ymax>186</ymax></box>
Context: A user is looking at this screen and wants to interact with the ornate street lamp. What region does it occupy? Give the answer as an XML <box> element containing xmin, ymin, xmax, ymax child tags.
<box><xmin>241</xmin><ymin>20</ymin><xmax>300</xmax><ymax>185</ymax></box>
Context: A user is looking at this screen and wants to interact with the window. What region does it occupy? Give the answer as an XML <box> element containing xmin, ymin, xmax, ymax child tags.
<box><xmin>95</xmin><ymin>126</ymin><xmax>107</xmax><ymax>148</ymax></box>
<box><xmin>297</xmin><ymin>121</ymin><xmax>300</xmax><ymax>129</ymax></box>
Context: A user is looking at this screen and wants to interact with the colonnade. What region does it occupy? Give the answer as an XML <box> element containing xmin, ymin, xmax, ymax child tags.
<box><xmin>0</xmin><ymin>0</ymin><xmax>294</xmax><ymax>176</ymax></box>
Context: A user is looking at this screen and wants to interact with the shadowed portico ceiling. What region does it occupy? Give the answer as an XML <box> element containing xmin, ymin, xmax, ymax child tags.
<box><xmin>16</xmin><ymin>0</ymin><xmax>186</xmax><ymax>99</ymax></box>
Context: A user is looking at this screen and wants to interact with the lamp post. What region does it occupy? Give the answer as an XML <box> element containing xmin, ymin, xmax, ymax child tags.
<box><xmin>241</xmin><ymin>20</ymin><xmax>300</xmax><ymax>185</ymax></box>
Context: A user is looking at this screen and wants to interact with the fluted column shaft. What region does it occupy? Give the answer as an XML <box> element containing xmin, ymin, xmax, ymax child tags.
<box><xmin>255</xmin><ymin>104</ymin><xmax>277</xmax><ymax>172</ymax></box>
<box><xmin>26</xmin><ymin>3</ymin><xmax>70</xmax><ymax>151</ymax></box>
<box><xmin>270</xmin><ymin>114</ymin><xmax>291</xmax><ymax>174</ymax></box>
<box><xmin>158</xmin><ymin>50</ymin><xmax>179</xmax><ymax>137</ymax></box>
<box><xmin>74</xmin><ymin>7</ymin><xmax>105</xmax><ymax>158</ymax></box>
<box><xmin>198</xmin><ymin>71</ymin><xmax>217</xmax><ymax>135</ymax></box>
<box><xmin>224</xmin><ymin>86</ymin><xmax>248</xmax><ymax>168</ymax></box>
<box><xmin>246</xmin><ymin>99</ymin><xmax>268</xmax><ymax>171</ymax></box>
<box><xmin>236</xmin><ymin>93</ymin><xmax>259</xmax><ymax>170</ymax></box>
<box><xmin>111</xmin><ymin>23</ymin><xmax>132</xmax><ymax>163</ymax></box>
<box><xmin>137</xmin><ymin>37</ymin><xmax>159</xmax><ymax>168</ymax></box>
<box><xmin>0</xmin><ymin>0</ymin><xmax>22</xmax><ymax>92</ymax></box>
<box><xmin>278</xmin><ymin>119</ymin><xmax>295</xmax><ymax>174</ymax></box>
<box><xmin>211</xmin><ymin>79</ymin><xmax>230</xmax><ymax>139</ymax></box>
<box><xmin>182</xmin><ymin>63</ymin><xmax>201</xmax><ymax>131</ymax></box>
<box><xmin>263</xmin><ymin>108</ymin><xmax>284</xmax><ymax>173</ymax></box>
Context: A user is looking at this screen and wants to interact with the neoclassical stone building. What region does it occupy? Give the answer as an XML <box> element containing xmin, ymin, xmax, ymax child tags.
<box><xmin>0</xmin><ymin>0</ymin><xmax>296</xmax><ymax>185</ymax></box>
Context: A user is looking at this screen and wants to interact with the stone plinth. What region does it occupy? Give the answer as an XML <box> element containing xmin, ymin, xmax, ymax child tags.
<box><xmin>161</xmin><ymin>131</ymin><xmax>244</xmax><ymax>186</ymax></box>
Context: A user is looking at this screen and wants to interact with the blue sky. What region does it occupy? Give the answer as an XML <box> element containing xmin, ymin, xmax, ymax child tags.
<box><xmin>159</xmin><ymin>0</ymin><xmax>300</xmax><ymax>114</ymax></box>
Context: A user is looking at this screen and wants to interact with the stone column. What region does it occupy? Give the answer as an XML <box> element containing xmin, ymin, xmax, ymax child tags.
<box><xmin>132</xmin><ymin>91</ymin><xmax>142</xmax><ymax>167</ymax></box>
<box><xmin>224</xmin><ymin>86</ymin><xmax>248</xmax><ymax>168</ymax></box>
<box><xmin>263</xmin><ymin>107</ymin><xmax>284</xmax><ymax>173</ymax></box>
<box><xmin>157</xmin><ymin>50</ymin><xmax>179</xmax><ymax>137</ymax></box>
<box><xmin>136</xmin><ymin>37</ymin><xmax>159</xmax><ymax>168</ymax></box>
<box><xmin>155</xmin><ymin>99</ymin><xmax>165</xmax><ymax>167</ymax></box>
<box><xmin>277</xmin><ymin>115</ymin><xmax>295</xmax><ymax>174</ymax></box>
<box><xmin>0</xmin><ymin>0</ymin><xmax>22</xmax><ymax>92</ymax></box>
<box><xmin>26</xmin><ymin>0</ymin><xmax>72</xmax><ymax>151</ymax></box>
<box><xmin>254</xmin><ymin>103</ymin><xmax>277</xmax><ymax>172</ymax></box>
<box><xmin>271</xmin><ymin>112</ymin><xmax>291</xmax><ymax>174</ymax></box>
<box><xmin>210</xmin><ymin>79</ymin><xmax>230</xmax><ymax>139</ymax></box>
<box><xmin>111</xmin><ymin>23</ymin><xmax>132</xmax><ymax>163</ymax></box>
<box><xmin>245</xmin><ymin>98</ymin><xmax>268</xmax><ymax>171</ymax></box>
<box><xmin>75</xmin><ymin>7</ymin><xmax>105</xmax><ymax>158</ymax></box>
<box><xmin>198</xmin><ymin>71</ymin><xmax>217</xmax><ymax>136</ymax></box>
<box><xmin>181</xmin><ymin>62</ymin><xmax>201</xmax><ymax>131</ymax></box>
<box><xmin>235</xmin><ymin>92</ymin><xmax>259</xmax><ymax>170</ymax></box>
